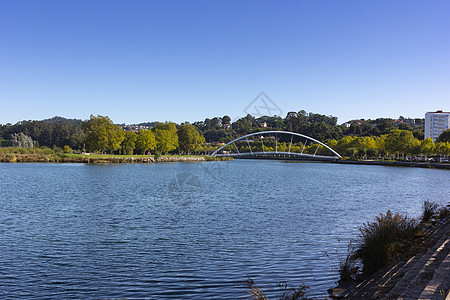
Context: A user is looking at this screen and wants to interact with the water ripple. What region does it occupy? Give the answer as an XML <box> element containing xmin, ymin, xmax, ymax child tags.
<box><xmin>0</xmin><ymin>162</ymin><xmax>448</xmax><ymax>298</ymax></box>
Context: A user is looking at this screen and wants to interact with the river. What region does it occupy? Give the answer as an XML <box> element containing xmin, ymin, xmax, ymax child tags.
<box><xmin>0</xmin><ymin>161</ymin><xmax>449</xmax><ymax>298</ymax></box>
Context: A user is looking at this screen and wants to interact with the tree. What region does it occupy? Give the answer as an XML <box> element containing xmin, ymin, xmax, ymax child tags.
<box><xmin>178</xmin><ymin>123</ymin><xmax>205</xmax><ymax>154</ymax></box>
<box><xmin>222</xmin><ymin>115</ymin><xmax>231</xmax><ymax>126</ymax></box>
<box><xmin>384</xmin><ymin>130</ymin><xmax>418</xmax><ymax>157</ymax></box>
<box><xmin>107</xmin><ymin>125</ymin><xmax>125</xmax><ymax>153</ymax></box>
<box><xmin>121</xmin><ymin>131</ymin><xmax>137</xmax><ymax>155</ymax></box>
<box><xmin>82</xmin><ymin>115</ymin><xmax>124</xmax><ymax>153</ymax></box>
<box><xmin>436</xmin><ymin>142</ymin><xmax>450</xmax><ymax>156</ymax></box>
<box><xmin>136</xmin><ymin>129</ymin><xmax>156</xmax><ymax>154</ymax></box>
<box><xmin>63</xmin><ymin>145</ymin><xmax>72</xmax><ymax>153</ymax></box>
<box><xmin>420</xmin><ymin>137</ymin><xmax>435</xmax><ymax>157</ymax></box>
<box><xmin>153</xmin><ymin>122</ymin><xmax>178</xmax><ymax>154</ymax></box>
<box><xmin>10</xmin><ymin>132</ymin><xmax>33</xmax><ymax>148</ymax></box>
<box><xmin>436</xmin><ymin>129</ymin><xmax>450</xmax><ymax>143</ymax></box>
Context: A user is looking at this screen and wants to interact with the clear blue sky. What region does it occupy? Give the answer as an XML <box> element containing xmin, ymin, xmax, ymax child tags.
<box><xmin>1</xmin><ymin>0</ymin><xmax>449</xmax><ymax>125</ymax></box>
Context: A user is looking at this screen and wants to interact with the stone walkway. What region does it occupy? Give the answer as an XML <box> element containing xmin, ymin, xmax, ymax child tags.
<box><xmin>339</xmin><ymin>218</ymin><xmax>450</xmax><ymax>299</ymax></box>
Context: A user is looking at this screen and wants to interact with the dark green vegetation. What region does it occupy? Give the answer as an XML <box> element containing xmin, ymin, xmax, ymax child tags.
<box><xmin>1</xmin><ymin>113</ymin><xmax>449</xmax><ymax>158</ymax></box>
<box><xmin>338</xmin><ymin>201</ymin><xmax>449</xmax><ymax>281</ymax></box>
<box><xmin>435</xmin><ymin>129</ymin><xmax>450</xmax><ymax>143</ymax></box>
<box><xmin>355</xmin><ymin>211</ymin><xmax>419</xmax><ymax>275</ymax></box>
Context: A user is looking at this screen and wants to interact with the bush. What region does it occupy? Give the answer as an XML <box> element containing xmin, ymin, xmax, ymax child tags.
<box><xmin>422</xmin><ymin>201</ymin><xmax>439</xmax><ymax>222</ymax></box>
<box><xmin>154</xmin><ymin>150</ymin><xmax>161</xmax><ymax>161</ymax></box>
<box><xmin>63</xmin><ymin>145</ymin><xmax>72</xmax><ymax>153</ymax></box>
<box><xmin>40</xmin><ymin>147</ymin><xmax>54</xmax><ymax>155</ymax></box>
<box><xmin>437</xmin><ymin>206</ymin><xmax>450</xmax><ymax>220</ymax></box>
<box><xmin>355</xmin><ymin>210</ymin><xmax>418</xmax><ymax>274</ymax></box>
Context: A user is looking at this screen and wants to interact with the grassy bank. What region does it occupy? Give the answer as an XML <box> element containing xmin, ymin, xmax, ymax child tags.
<box><xmin>0</xmin><ymin>150</ymin><xmax>233</xmax><ymax>163</ymax></box>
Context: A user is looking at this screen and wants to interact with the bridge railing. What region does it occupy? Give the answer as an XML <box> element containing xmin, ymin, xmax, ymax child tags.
<box><xmin>211</xmin><ymin>131</ymin><xmax>341</xmax><ymax>159</ymax></box>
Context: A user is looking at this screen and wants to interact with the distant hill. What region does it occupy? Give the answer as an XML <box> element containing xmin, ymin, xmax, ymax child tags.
<box><xmin>135</xmin><ymin>122</ymin><xmax>159</xmax><ymax>127</ymax></box>
<box><xmin>43</xmin><ymin>116</ymin><xmax>84</xmax><ymax>125</ymax></box>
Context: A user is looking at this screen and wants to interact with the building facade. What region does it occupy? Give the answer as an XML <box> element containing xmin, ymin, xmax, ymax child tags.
<box><xmin>425</xmin><ymin>110</ymin><xmax>450</xmax><ymax>141</ymax></box>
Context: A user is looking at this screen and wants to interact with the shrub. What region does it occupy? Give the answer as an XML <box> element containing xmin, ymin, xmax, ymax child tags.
<box><xmin>355</xmin><ymin>210</ymin><xmax>418</xmax><ymax>274</ymax></box>
<box><xmin>40</xmin><ymin>147</ymin><xmax>54</xmax><ymax>155</ymax></box>
<box><xmin>437</xmin><ymin>205</ymin><xmax>450</xmax><ymax>220</ymax></box>
<box><xmin>422</xmin><ymin>201</ymin><xmax>439</xmax><ymax>222</ymax></box>
<box><xmin>63</xmin><ymin>145</ymin><xmax>72</xmax><ymax>153</ymax></box>
<box><xmin>154</xmin><ymin>150</ymin><xmax>161</xmax><ymax>161</ymax></box>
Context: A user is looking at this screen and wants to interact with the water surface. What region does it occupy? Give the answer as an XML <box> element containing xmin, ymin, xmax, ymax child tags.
<box><xmin>0</xmin><ymin>161</ymin><xmax>448</xmax><ymax>298</ymax></box>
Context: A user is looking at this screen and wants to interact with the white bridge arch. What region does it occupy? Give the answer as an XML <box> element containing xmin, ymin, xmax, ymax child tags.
<box><xmin>211</xmin><ymin>130</ymin><xmax>341</xmax><ymax>160</ymax></box>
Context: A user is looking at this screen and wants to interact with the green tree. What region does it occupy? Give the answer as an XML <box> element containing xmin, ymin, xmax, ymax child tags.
<box><xmin>420</xmin><ymin>137</ymin><xmax>435</xmax><ymax>157</ymax></box>
<box><xmin>436</xmin><ymin>129</ymin><xmax>450</xmax><ymax>143</ymax></box>
<box><xmin>335</xmin><ymin>136</ymin><xmax>356</xmax><ymax>155</ymax></box>
<box><xmin>122</xmin><ymin>131</ymin><xmax>137</xmax><ymax>155</ymax></box>
<box><xmin>136</xmin><ymin>129</ymin><xmax>156</xmax><ymax>154</ymax></box>
<box><xmin>153</xmin><ymin>122</ymin><xmax>178</xmax><ymax>154</ymax></box>
<box><xmin>82</xmin><ymin>115</ymin><xmax>124</xmax><ymax>153</ymax></box>
<box><xmin>63</xmin><ymin>145</ymin><xmax>72</xmax><ymax>153</ymax></box>
<box><xmin>107</xmin><ymin>125</ymin><xmax>125</xmax><ymax>153</ymax></box>
<box><xmin>385</xmin><ymin>130</ymin><xmax>418</xmax><ymax>157</ymax></box>
<box><xmin>435</xmin><ymin>142</ymin><xmax>450</xmax><ymax>156</ymax></box>
<box><xmin>178</xmin><ymin>123</ymin><xmax>205</xmax><ymax>154</ymax></box>
<box><xmin>353</xmin><ymin>136</ymin><xmax>376</xmax><ymax>151</ymax></box>
<box><xmin>222</xmin><ymin>115</ymin><xmax>231</xmax><ymax>125</ymax></box>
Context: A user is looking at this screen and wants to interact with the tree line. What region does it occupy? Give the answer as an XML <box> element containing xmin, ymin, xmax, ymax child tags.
<box><xmin>0</xmin><ymin>112</ymin><xmax>449</xmax><ymax>158</ymax></box>
<box><xmin>82</xmin><ymin>115</ymin><xmax>205</xmax><ymax>155</ymax></box>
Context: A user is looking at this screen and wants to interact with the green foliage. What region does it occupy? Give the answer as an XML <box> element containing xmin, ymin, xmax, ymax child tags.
<box><xmin>355</xmin><ymin>211</ymin><xmax>418</xmax><ymax>274</ymax></box>
<box><xmin>222</xmin><ymin>115</ymin><xmax>231</xmax><ymax>125</ymax></box>
<box><xmin>121</xmin><ymin>131</ymin><xmax>137</xmax><ymax>155</ymax></box>
<box><xmin>420</xmin><ymin>137</ymin><xmax>435</xmax><ymax>155</ymax></box>
<box><xmin>178</xmin><ymin>123</ymin><xmax>205</xmax><ymax>154</ymax></box>
<box><xmin>365</xmin><ymin>148</ymin><xmax>379</xmax><ymax>158</ymax></box>
<box><xmin>63</xmin><ymin>145</ymin><xmax>72</xmax><ymax>153</ymax></box>
<box><xmin>436</xmin><ymin>129</ymin><xmax>450</xmax><ymax>143</ymax></box>
<box><xmin>435</xmin><ymin>142</ymin><xmax>450</xmax><ymax>156</ymax></box>
<box><xmin>40</xmin><ymin>147</ymin><xmax>54</xmax><ymax>155</ymax></box>
<box><xmin>0</xmin><ymin>117</ymin><xmax>84</xmax><ymax>150</ymax></box>
<box><xmin>153</xmin><ymin>150</ymin><xmax>161</xmax><ymax>161</ymax></box>
<box><xmin>136</xmin><ymin>129</ymin><xmax>156</xmax><ymax>154</ymax></box>
<box><xmin>82</xmin><ymin>115</ymin><xmax>124</xmax><ymax>153</ymax></box>
<box><xmin>153</xmin><ymin>122</ymin><xmax>178</xmax><ymax>154</ymax></box>
<box><xmin>385</xmin><ymin>129</ymin><xmax>419</xmax><ymax>156</ymax></box>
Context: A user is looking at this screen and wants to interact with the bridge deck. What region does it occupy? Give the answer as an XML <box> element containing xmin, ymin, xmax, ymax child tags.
<box><xmin>214</xmin><ymin>151</ymin><xmax>339</xmax><ymax>161</ymax></box>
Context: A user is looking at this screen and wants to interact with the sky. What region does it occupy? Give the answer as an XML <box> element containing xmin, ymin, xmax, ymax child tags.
<box><xmin>1</xmin><ymin>0</ymin><xmax>449</xmax><ymax>125</ymax></box>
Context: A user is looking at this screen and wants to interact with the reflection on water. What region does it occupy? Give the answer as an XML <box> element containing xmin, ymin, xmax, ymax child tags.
<box><xmin>0</xmin><ymin>161</ymin><xmax>448</xmax><ymax>298</ymax></box>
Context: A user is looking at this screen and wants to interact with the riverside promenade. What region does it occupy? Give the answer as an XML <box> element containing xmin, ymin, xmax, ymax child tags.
<box><xmin>335</xmin><ymin>160</ymin><xmax>450</xmax><ymax>170</ymax></box>
<box><xmin>335</xmin><ymin>217</ymin><xmax>450</xmax><ymax>299</ymax></box>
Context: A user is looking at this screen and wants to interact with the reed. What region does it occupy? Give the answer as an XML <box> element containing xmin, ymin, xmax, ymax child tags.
<box><xmin>355</xmin><ymin>210</ymin><xmax>418</xmax><ymax>274</ymax></box>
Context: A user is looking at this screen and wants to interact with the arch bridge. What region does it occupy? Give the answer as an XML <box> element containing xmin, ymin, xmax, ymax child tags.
<box><xmin>211</xmin><ymin>131</ymin><xmax>341</xmax><ymax>161</ymax></box>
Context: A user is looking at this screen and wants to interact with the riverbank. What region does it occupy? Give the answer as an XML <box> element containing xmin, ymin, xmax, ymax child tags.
<box><xmin>335</xmin><ymin>159</ymin><xmax>450</xmax><ymax>170</ymax></box>
<box><xmin>0</xmin><ymin>153</ymin><xmax>232</xmax><ymax>164</ymax></box>
<box><xmin>329</xmin><ymin>217</ymin><xmax>450</xmax><ymax>299</ymax></box>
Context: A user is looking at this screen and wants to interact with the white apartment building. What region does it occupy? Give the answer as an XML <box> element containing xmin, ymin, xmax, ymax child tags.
<box><xmin>425</xmin><ymin>110</ymin><xmax>450</xmax><ymax>141</ymax></box>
